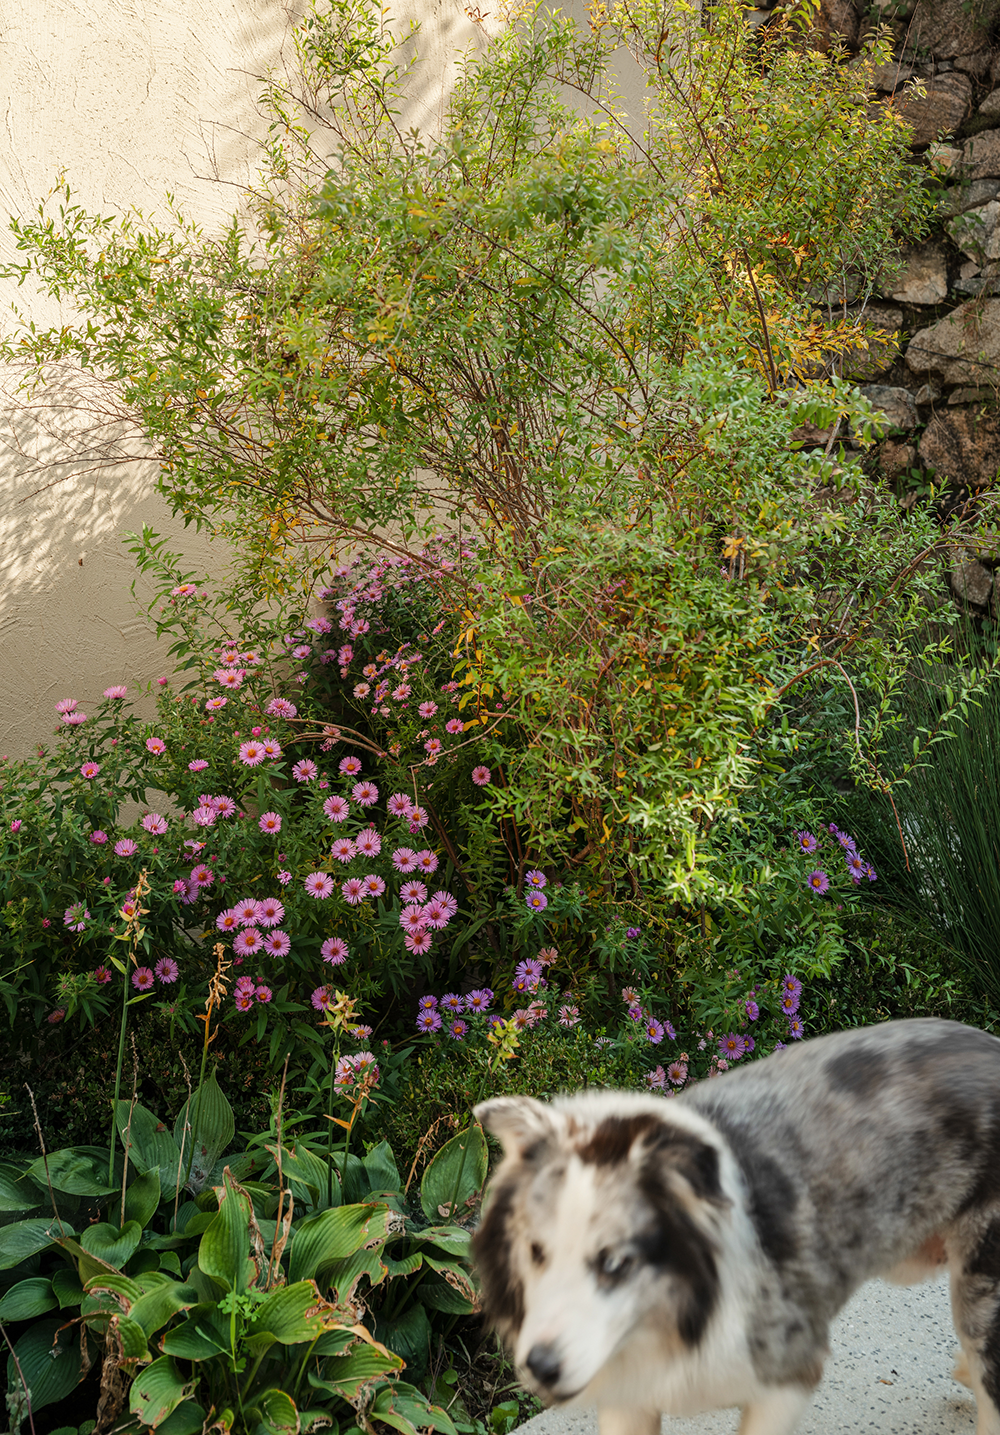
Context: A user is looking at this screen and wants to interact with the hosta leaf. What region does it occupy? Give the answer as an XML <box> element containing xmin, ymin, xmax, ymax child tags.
<box><xmin>198</xmin><ymin>1170</ymin><xmax>254</xmax><ymax>1292</ymax></box>
<box><xmin>253</xmin><ymin>1388</ymin><xmax>299</xmax><ymax>1435</ymax></box>
<box><xmin>288</xmin><ymin>1203</ymin><xmax>392</xmax><ymax>1285</ymax></box>
<box><xmin>116</xmin><ymin>1103</ymin><xmax>183</xmax><ymax>1194</ymax></box>
<box><xmin>370</xmin><ymin>1382</ymin><xmax>457</xmax><ymax>1435</ymax></box>
<box><xmin>81</xmin><ymin>1221</ymin><xmax>143</xmax><ymax>1269</ymax></box>
<box><xmin>0</xmin><ymin>1218</ymin><xmax>70</xmax><ymax>1270</ymax></box>
<box><xmin>0</xmin><ymin>1277</ymin><xmax>56</xmax><ymax>1320</ymax></box>
<box><xmin>160</xmin><ymin>1309</ymin><xmax>229</xmax><ymax>1361</ymax></box>
<box><xmin>0</xmin><ymin>1166</ymin><xmax>42</xmax><ymax>1212</ymax></box>
<box><xmin>129</xmin><ymin>1282</ymin><xmax>201</xmax><ymax>1337</ymax></box>
<box><xmin>155</xmin><ymin>1401</ymin><xmax>206</xmax><ymax>1435</ymax></box>
<box><xmin>249</xmin><ymin>1281</ymin><xmax>348</xmax><ymax>1345</ymax></box>
<box><xmin>174</xmin><ymin>1072</ymin><xmax>235</xmax><ymax>1190</ymax></box>
<box><xmin>124</xmin><ymin>1170</ymin><xmax>162</xmax><ymax>1228</ymax></box>
<box><xmin>129</xmin><ymin>1355</ymin><xmax>195</xmax><ymax>1427</ymax></box>
<box><xmin>27</xmin><ymin>1147</ymin><xmax>117</xmax><ymax>1197</ymax></box>
<box><xmin>419</xmin><ymin>1128</ymin><xmax>486</xmax><ymax>1222</ymax></box>
<box><xmin>417</xmin><ymin>1280</ymin><xmax>474</xmax><ymax>1315</ymax></box>
<box><xmin>306</xmin><ymin>1344</ymin><xmax>404</xmax><ymax>1401</ymax></box>
<box><xmin>361</xmin><ymin>1142</ymin><xmax>401</xmax><ymax>1195</ymax></box>
<box><xmin>6</xmin><ymin>1320</ymin><xmax>86</xmax><ymax>1414</ymax></box>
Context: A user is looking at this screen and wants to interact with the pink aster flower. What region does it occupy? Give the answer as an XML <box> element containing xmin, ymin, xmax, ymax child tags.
<box><xmin>418</xmin><ymin>701</ymin><xmax>438</xmax><ymax>718</ymax></box>
<box><xmin>392</xmin><ymin>847</ymin><xmax>418</xmax><ymax>873</ymax></box>
<box><xmin>234</xmin><ymin>897</ymin><xmax>261</xmax><ymax>926</ymax></box>
<box><xmin>362</xmin><ymin>874</ymin><xmax>386</xmax><ymax>898</ymax></box>
<box><xmin>145</xmin><ymin>737</ymin><xmax>166</xmax><ymax>755</ymax></box>
<box><xmin>323</xmin><ymin>795</ymin><xmax>350</xmax><ymax>822</ymax></box>
<box><xmin>235</xmin><ymin>974</ymin><xmax>256</xmax><ymax>994</ymax></box>
<box><xmin>142</xmin><ymin>813</ymin><xmax>168</xmax><ymax>835</ymax></box>
<box><xmin>216</xmin><ymin>908</ymin><xmax>240</xmax><ymax>933</ymax></box>
<box><xmin>114</xmin><ymin>838</ymin><xmax>138</xmax><ymax>857</ymax></box>
<box><xmin>188</xmin><ymin>759</ymin><xmax>209</xmax><ymax>772</ymax></box>
<box><xmin>262</xmin><ymin>740</ymin><xmax>282</xmax><ymax>760</ymax></box>
<box><xmin>62</xmin><ymin>712</ymin><xmax>87</xmax><ymax>725</ymax></box>
<box><xmin>321</xmin><ymin>936</ymin><xmax>349</xmax><ymax>965</ymax></box>
<box><xmin>54</xmin><ymin>699</ymin><xmax>77</xmax><ymax>714</ymax></box>
<box><xmin>277</xmin><ymin>870</ymin><xmax>292</xmax><ymax>885</ymax></box>
<box><xmin>422</xmin><ymin>899</ymin><xmax>450</xmax><ymax>929</ymax></box>
<box><xmin>259</xmin><ymin>811</ymin><xmax>282</xmax><ymax>834</ymax></box>
<box><xmin>239</xmin><ymin>741</ymin><xmax>265</xmax><ymax>767</ymax></box>
<box><xmin>262</xmin><ymin>929</ymin><xmax>292</xmax><ymax>957</ymax></box>
<box><xmin>342</xmin><ymin>877</ymin><xmax>366</xmax><ymax>905</ymax></box>
<box><xmin>80</xmin><ymin>761</ymin><xmax>100</xmax><ymax>779</ymax></box>
<box><xmin>311</xmin><ymin>985</ymin><xmax>334</xmax><ymax>1012</ymax></box>
<box><xmin>90</xmin><ymin>829</ymin><xmax>107</xmax><ymax>844</ymax></box>
<box><xmin>292</xmin><ymin>759</ymin><xmax>318</xmax><ymax>782</ymax></box>
<box><xmin>192</xmin><ymin>804</ymin><xmax>217</xmax><ymax>827</ymax></box>
<box><xmin>392</xmin><ymin>683</ymin><xmax>412</xmax><ymax>700</ymax></box>
<box><xmin>267</xmin><ymin>698</ymin><xmax>298</xmax><ymax>718</ymax></box>
<box><xmin>405</xmin><ymin>929</ymin><xmax>433</xmax><ymax>955</ymax></box>
<box><xmin>558</xmin><ymin>1005</ymin><xmax>580</xmax><ymax>1027</ymax></box>
<box><xmin>256</xmin><ymin>985</ymin><xmax>273</xmax><ymax>1003</ymax></box>
<box><xmin>445</xmin><ymin>719</ymin><xmax>463</xmax><ymax>734</ymax></box>
<box><xmin>387</xmin><ymin>792</ymin><xmax>413</xmax><ymax>818</ymax></box>
<box><xmin>355</xmin><ymin>827</ymin><xmax>381</xmax><ymax>857</ymax></box>
<box><xmin>132</xmin><ymin>967</ymin><xmax>155</xmax><ymax>991</ymax></box>
<box><xmin>94</xmin><ymin>966</ymin><xmax>112</xmax><ymax>985</ymax></box>
<box><xmin>472</xmin><ymin>766</ymin><xmax>492</xmax><ymax>786</ymax></box>
<box><xmin>215</xmin><ymin>669</ymin><xmax>244</xmax><ymax>690</ymax></box>
<box><xmin>234</xmin><ymin>989</ymin><xmax>255</xmax><ymax>1012</ymax></box>
<box><xmin>400</xmin><ymin>880</ymin><xmax>428</xmax><ymax>904</ymax></box>
<box><xmin>424</xmin><ymin>738</ymin><xmax>442</xmax><ymax>757</ymax></box>
<box><xmin>206</xmin><ymin>697</ymin><xmax>228</xmax><ymax>712</ymax></box>
<box><xmin>352</xmin><ymin>780</ymin><xmax>378</xmax><ymax>806</ymax></box>
<box><xmin>155</xmin><ymin>957</ymin><xmax>179</xmax><ymax>984</ymax></box>
<box><xmin>339</xmin><ymin>756</ymin><xmax>362</xmax><ymax>776</ymax></box>
<box><xmin>11</xmin><ymin>820</ymin><xmax>23</xmax><ymax>834</ymax></box>
<box><xmin>415</xmin><ymin>850</ymin><xmax>439</xmax><ymax>875</ymax></box>
<box><xmin>331</xmin><ymin>838</ymin><xmax>357</xmax><ymax>863</ymax></box>
<box><xmin>214</xmin><ymin>795</ymin><xmax>237</xmax><ymax>819</ymax></box>
<box><xmin>63</xmin><ymin>903</ymin><xmax>89</xmax><ymax>932</ymax></box>
<box><xmin>292</xmin><ymin>644</ymin><xmax>312</xmax><ymax>659</ymax></box>
<box><xmin>234</xmin><ymin>927</ymin><xmax>263</xmax><ymax>955</ymax></box>
<box><xmin>190</xmin><ymin>864</ymin><xmax>214</xmax><ymax>888</ymax></box>
<box><xmin>103</xmin><ymin>685</ymin><xmax>128</xmax><ymax>700</ymax></box>
<box><xmin>668</xmin><ymin>1061</ymin><xmax>689</xmax><ymax>1085</ymax></box>
<box><xmin>305</xmin><ymin>871</ymin><xmax>335</xmax><ymax>899</ymax></box>
<box><xmin>255</xmin><ymin>897</ymin><xmax>285</xmax><ymax>927</ymax></box>
<box><xmin>432</xmin><ymin>891</ymin><xmax>459</xmax><ymax>919</ymax></box>
<box><xmin>400</xmin><ymin>904</ymin><xmax>428</xmax><ymax>934</ymax></box>
<box><xmin>408</xmin><ymin>806</ymin><xmax>429</xmax><ymax>829</ymax></box>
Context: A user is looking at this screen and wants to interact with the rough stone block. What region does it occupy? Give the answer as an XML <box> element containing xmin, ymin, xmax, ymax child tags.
<box><xmin>905</xmin><ymin>299</ymin><xmax>1000</xmax><ymax>385</ymax></box>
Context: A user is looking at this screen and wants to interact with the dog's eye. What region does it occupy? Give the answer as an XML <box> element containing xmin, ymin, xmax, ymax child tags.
<box><xmin>530</xmin><ymin>1242</ymin><xmax>546</xmax><ymax>1267</ymax></box>
<box><xmin>598</xmin><ymin>1249</ymin><xmax>634</xmax><ymax>1281</ymax></box>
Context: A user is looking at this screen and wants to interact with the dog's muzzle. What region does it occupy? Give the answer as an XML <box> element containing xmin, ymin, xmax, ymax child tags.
<box><xmin>525</xmin><ymin>1343</ymin><xmax>563</xmax><ymax>1390</ymax></box>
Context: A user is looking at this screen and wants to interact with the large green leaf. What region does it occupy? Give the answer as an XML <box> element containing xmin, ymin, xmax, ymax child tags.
<box><xmin>129</xmin><ymin>1355</ymin><xmax>195</xmax><ymax>1427</ymax></box>
<box><xmin>419</xmin><ymin>1128</ymin><xmax>487</xmax><ymax>1222</ymax></box>
<box><xmin>129</xmin><ymin>1282</ymin><xmax>201</xmax><ymax>1337</ymax></box>
<box><xmin>174</xmin><ymin>1071</ymin><xmax>235</xmax><ymax>1190</ymax></box>
<box><xmin>0</xmin><ymin>1218</ymin><xmax>70</xmax><ymax>1270</ymax></box>
<box><xmin>370</xmin><ymin>1382</ymin><xmax>457</xmax><ymax>1435</ymax></box>
<box><xmin>412</xmin><ymin>1226</ymin><xmax>472</xmax><ymax>1259</ymax></box>
<box><xmin>0</xmin><ymin>1165</ymin><xmax>42</xmax><ymax>1212</ymax></box>
<box><xmin>306</xmin><ymin>1343</ymin><xmax>404</xmax><ymax>1402</ymax></box>
<box><xmin>252</xmin><ymin>1388</ymin><xmax>300</xmax><ymax>1435</ymax></box>
<box><xmin>288</xmin><ymin>1204</ymin><xmax>391</xmax><ymax>1284</ymax></box>
<box><xmin>160</xmin><ymin>1309</ymin><xmax>229</xmax><ymax>1361</ymax></box>
<box><xmin>27</xmin><ymin>1147</ymin><xmax>117</xmax><ymax>1197</ymax></box>
<box><xmin>155</xmin><ymin>1401</ymin><xmax>206</xmax><ymax>1435</ymax></box>
<box><xmin>249</xmin><ymin>1281</ymin><xmax>348</xmax><ymax>1346</ymax></box>
<box><xmin>81</xmin><ymin>1221</ymin><xmax>143</xmax><ymax>1268</ymax></box>
<box><xmin>0</xmin><ymin>1278</ymin><xmax>56</xmax><ymax>1320</ymax></box>
<box><xmin>266</xmin><ymin>1144</ymin><xmax>336</xmax><ymax>1210</ymax></box>
<box><xmin>361</xmin><ymin>1142</ymin><xmax>401</xmax><ymax>1195</ymax></box>
<box><xmin>375</xmin><ymin>1304</ymin><xmax>431</xmax><ymax>1380</ymax></box>
<box><xmin>124</xmin><ymin>1170</ymin><xmax>162</xmax><ymax>1228</ymax></box>
<box><xmin>421</xmin><ymin>1253</ymin><xmax>476</xmax><ymax>1305</ymax></box>
<box><xmin>51</xmin><ymin>1266</ymin><xmax>85</xmax><ymax>1309</ymax></box>
<box><xmin>417</xmin><ymin>1279</ymin><xmax>475</xmax><ymax>1315</ymax></box>
<box><xmin>198</xmin><ymin>1170</ymin><xmax>254</xmax><ymax>1292</ymax></box>
<box><xmin>116</xmin><ymin>1102</ymin><xmax>183</xmax><ymax>1193</ymax></box>
<box><xmin>6</xmin><ymin>1320</ymin><xmax>86</xmax><ymax>1415</ymax></box>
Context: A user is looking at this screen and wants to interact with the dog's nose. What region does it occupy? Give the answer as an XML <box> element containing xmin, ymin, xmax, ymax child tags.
<box><xmin>525</xmin><ymin>1342</ymin><xmax>562</xmax><ymax>1388</ymax></box>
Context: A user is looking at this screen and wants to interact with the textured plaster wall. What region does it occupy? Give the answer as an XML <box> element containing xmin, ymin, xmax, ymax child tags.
<box><xmin>0</xmin><ymin>0</ymin><xmax>506</xmax><ymax>759</ymax></box>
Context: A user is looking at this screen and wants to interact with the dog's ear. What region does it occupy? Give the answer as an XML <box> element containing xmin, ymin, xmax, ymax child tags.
<box><xmin>474</xmin><ymin>1096</ymin><xmax>560</xmax><ymax>1157</ymax></box>
<box><xmin>642</xmin><ymin>1124</ymin><xmax>727</xmax><ymax>1206</ymax></box>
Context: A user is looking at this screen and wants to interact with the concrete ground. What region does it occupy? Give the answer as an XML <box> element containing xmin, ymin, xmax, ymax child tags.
<box><xmin>515</xmin><ymin>1277</ymin><xmax>977</xmax><ymax>1435</ymax></box>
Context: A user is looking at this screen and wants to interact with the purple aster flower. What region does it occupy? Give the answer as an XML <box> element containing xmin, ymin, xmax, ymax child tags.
<box><xmin>625</xmin><ymin>926</ymin><xmax>641</xmax><ymax>940</ymax></box>
<box><xmin>525</xmin><ymin>890</ymin><xmax>548</xmax><ymax>912</ymax></box>
<box><xmin>525</xmin><ymin>869</ymin><xmax>547</xmax><ymax>889</ymax></box>
<box><xmin>745</xmin><ymin>999</ymin><xmax>759</xmax><ymax>1021</ymax></box>
<box><xmin>418</xmin><ymin>995</ymin><xmax>439</xmax><ymax>1010</ymax></box>
<box><xmin>155</xmin><ymin>958</ymin><xmax>179</xmax><ymax>984</ymax></box>
<box><xmin>795</xmin><ymin>831</ymin><xmax>818</xmax><ymax>854</ymax></box>
<box><xmin>718</xmin><ymin>1033</ymin><xmax>746</xmax><ymax>1060</ymax></box>
<box><xmin>441</xmin><ymin>993</ymin><xmax>465</xmax><ymax>1014</ymax></box>
<box><xmin>806</xmin><ymin>869</ymin><xmax>829</xmax><ymax>894</ymax></box>
<box><xmin>645</xmin><ymin>1018</ymin><xmax>666</xmax><ymax>1044</ymax></box>
<box><xmin>465</xmin><ymin>988</ymin><xmax>493</xmax><ymax>1012</ymax></box>
<box><xmin>447</xmin><ymin>1019</ymin><xmax>468</xmax><ymax>1041</ymax></box>
<box><xmin>416</xmin><ymin>1008</ymin><xmax>443</xmax><ymax>1033</ymax></box>
<box><xmin>782</xmin><ymin>975</ymin><xmax>802</xmax><ymax>1000</ymax></box>
<box><xmin>788</xmin><ymin>1017</ymin><xmax>805</xmax><ymax>1040</ymax></box>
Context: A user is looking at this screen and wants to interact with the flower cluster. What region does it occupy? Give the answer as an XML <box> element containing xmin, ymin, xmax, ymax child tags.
<box><xmin>795</xmin><ymin>823</ymin><xmax>876</xmax><ymax>896</ymax></box>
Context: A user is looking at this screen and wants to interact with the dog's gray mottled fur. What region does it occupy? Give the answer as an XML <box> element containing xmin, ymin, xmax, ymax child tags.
<box><xmin>473</xmin><ymin>1019</ymin><xmax>1000</xmax><ymax>1435</ymax></box>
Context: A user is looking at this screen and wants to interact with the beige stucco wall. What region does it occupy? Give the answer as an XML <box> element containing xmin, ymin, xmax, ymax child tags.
<box><xmin>0</xmin><ymin>0</ymin><xmax>644</xmax><ymax>760</ymax></box>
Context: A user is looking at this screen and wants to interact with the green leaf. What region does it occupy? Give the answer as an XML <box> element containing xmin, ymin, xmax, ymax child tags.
<box><xmin>420</xmin><ymin>1253</ymin><xmax>476</xmax><ymax>1305</ymax></box>
<box><xmin>0</xmin><ymin>1218</ymin><xmax>70</xmax><ymax>1270</ymax></box>
<box><xmin>267</xmin><ymin>1144</ymin><xmax>335</xmax><ymax>1210</ymax></box>
<box><xmin>80</xmin><ymin>1222</ymin><xmax>143</xmax><ymax>1269</ymax></box>
<box><xmin>116</xmin><ymin>1103</ymin><xmax>183</xmax><ymax>1194</ymax></box>
<box><xmin>249</xmin><ymin>1281</ymin><xmax>347</xmax><ymax>1346</ymax></box>
<box><xmin>27</xmin><ymin>1148</ymin><xmax>117</xmax><ymax>1196</ymax></box>
<box><xmin>0</xmin><ymin>1166</ymin><xmax>42</xmax><ymax>1212</ymax></box>
<box><xmin>419</xmin><ymin>1128</ymin><xmax>486</xmax><ymax>1222</ymax></box>
<box><xmin>129</xmin><ymin>1356</ymin><xmax>195</xmax><ymax>1427</ymax></box>
<box><xmin>417</xmin><ymin>1280</ymin><xmax>474</xmax><ymax>1315</ymax></box>
<box><xmin>0</xmin><ymin>1277</ymin><xmax>57</xmax><ymax>1320</ymax></box>
<box><xmin>253</xmin><ymin>1388</ymin><xmax>300</xmax><ymax>1435</ymax></box>
<box><xmin>375</xmin><ymin>1304</ymin><xmax>431</xmax><ymax>1380</ymax></box>
<box><xmin>370</xmin><ymin>1383</ymin><xmax>457</xmax><ymax>1435</ymax></box>
<box><xmin>124</xmin><ymin>1170</ymin><xmax>162</xmax><ymax>1228</ymax></box>
<box><xmin>288</xmin><ymin>1204</ymin><xmax>392</xmax><ymax>1284</ymax></box>
<box><xmin>174</xmin><ymin>1070</ymin><xmax>235</xmax><ymax>1190</ymax></box>
<box><xmin>115</xmin><ymin>1316</ymin><xmax>152</xmax><ymax>1362</ymax></box>
<box><xmin>6</xmin><ymin>1320</ymin><xmax>85</xmax><ymax>1414</ymax></box>
<box><xmin>154</xmin><ymin>1401</ymin><xmax>206</xmax><ymax>1435</ymax></box>
<box><xmin>51</xmin><ymin>1266</ymin><xmax>86</xmax><ymax>1309</ymax></box>
<box><xmin>306</xmin><ymin>1343</ymin><xmax>404</xmax><ymax>1401</ymax></box>
<box><xmin>361</xmin><ymin>1142</ymin><xmax>401</xmax><ymax>1194</ymax></box>
<box><xmin>197</xmin><ymin>1170</ymin><xmax>254</xmax><ymax>1292</ymax></box>
<box><xmin>129</xmin><ymin>1282</ymin><xmax>201</xmax><ymax>1338</ymax></box>
<box><xmin>160</xmin><ymin>1308</ymin><xmax>229</xmax><ymax>1361</ymax></box>
<box><xmin>412</xmin><ymin>1227</ymin><xmax>472</xmax><ymax>1259</ymax></box>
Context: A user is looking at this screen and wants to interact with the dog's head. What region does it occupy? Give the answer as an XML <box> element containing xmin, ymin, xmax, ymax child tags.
<box><xmin>472</xmin><ymin>1094</ymin><xmax>730</xmax><ymax>1404</ymax></box>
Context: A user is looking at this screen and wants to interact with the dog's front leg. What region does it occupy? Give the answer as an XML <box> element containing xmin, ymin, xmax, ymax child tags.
<box><xmin>737</xmin><ymin>1387</ymin><xmax>813</xmax><ymax>1435</ymax></box>
<box><xmin>596</xmin><ymin>1407</ymin><xmax>659</xmax><ymax>1435</ymax></box>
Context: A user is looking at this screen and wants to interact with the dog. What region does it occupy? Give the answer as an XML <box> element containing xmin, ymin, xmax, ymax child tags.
<box><xmin>472</xmin><ymin>1018</ymin><xmax>1000</xmax><ymax>1435</ymax></box>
